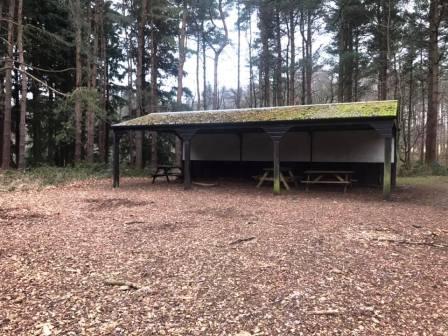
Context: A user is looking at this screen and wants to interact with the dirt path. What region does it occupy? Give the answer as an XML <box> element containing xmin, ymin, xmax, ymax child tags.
<box><xmin>0</xmin><ymin>178</ymin><xmax>447</xmax><ymax>335</ymax></box>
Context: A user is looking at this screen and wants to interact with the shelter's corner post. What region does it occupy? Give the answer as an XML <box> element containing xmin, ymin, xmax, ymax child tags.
<box><xmin>176</xmin><ymin>128</ymin><xmax>198</xmax><ymax>190</ymax></box>
<box><xmin>113</xmin><ymin>129</ymin><xmax>122</xmax><ymax>188</ymax></box>
<box><xmin>175</xmin><ymin>134</ymin><xmax>183</xmax><ymax>167</ymax></box>
<box><xmin>263</xmin><ymin>125</ymin><xmax>290</xmax><ymax>195</ymax></box>
<box><xmin>371</xmin><ymin>121</ymin><xmax>394</xmax><ymax>200</ymax></box>
<box><xmin>392</xmin><ymin>126</ymin><xmax>398</xmax><ymax>188</ymax></box>
<box><xmin>308</xmin><ymin>130</ymin><xmax>314</xmax><ymax>169</ymax></box>
<box><xmin>238</xmin><ymin>132</ymin><xmax>243</xmax><ymax>180</ymax></box>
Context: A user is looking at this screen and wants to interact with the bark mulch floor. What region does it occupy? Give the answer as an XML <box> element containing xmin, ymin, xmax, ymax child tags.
<box><xmin>0</xmin><ymin>178</ymin><xmax>447</xmax><ymax>335</ymax></box>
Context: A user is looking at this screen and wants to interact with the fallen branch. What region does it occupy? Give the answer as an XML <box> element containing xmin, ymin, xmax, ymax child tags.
<box><xmin>309</xmin><ymin>307</ymin><xmax>375</xmax><ymax>316</ymax></box>
<box><xmin>124</xmin><ymin>220</ymin><xmax>145</xmax><ymax>225</ymax></box>
<box><xmin>308</xmin><ymin>309</ymin><xmax>342</xmax><ymax>316</ymax></box>
<box><xmin>376</xmin><ymin>238</ymin><xmax>447</xmax><ymax>248</ymax></box>
<box><xmin>192</xmin><ymin>182</ymin><xmax>218</xmax><ymax>187</ymax></box>
<box><xmin>229</xmin><ymin>237</ymin><xmax>256</xmax><ymax>246</ymax></box>
<box><xmin>104</xmin><ymin>279</ymin><xmax>142</xmax><ymax>290</ymax></box>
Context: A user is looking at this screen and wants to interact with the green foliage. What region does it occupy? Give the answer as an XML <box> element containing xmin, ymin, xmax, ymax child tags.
<box><xmin>399</xmin><ymin>161</ymin><xmax>448</xmax><ymax>177</ymax></box>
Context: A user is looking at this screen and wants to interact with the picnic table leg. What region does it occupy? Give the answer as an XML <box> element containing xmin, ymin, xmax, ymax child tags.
<box><xmin>165</xmin><ymin>169</ymin><xmax>170</xmax><ymax>183</ymax></box>
<box><xmin>256</xmin><ymin>171</ymin><xmax>269</xmax><ymax>188</ymax></box>
<box><xmin>280</xmin><ymin>173</ymin><xmax>290</xmax><ymax>191</ymax></box>
<box><xmin>151</xmin><ymin>168</ymin><xmax>158</xmax><ymax>184</ymax></box>
<box><xmin>288</xmin><ymin>170</ymin><xmax>298</xmax><ymax>188</ymax></box>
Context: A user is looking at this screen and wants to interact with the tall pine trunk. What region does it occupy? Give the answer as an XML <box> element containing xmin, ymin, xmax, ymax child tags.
<box><xmin>1</xmin><ymin>0</ymin><xmax>15</xmax><ymax>169</ymax></box>
<box><xmin>236</xmin><ymin>0</ymin><xmax>241</xmax><ymax>108</ymax></box>
<box><xmin>305</xmin><ymin>11</ymin><xmax>313</xmax><ymax>104</ymax></box>
<box><xmin>425</xmin><ymin>0</ymin><xmax>442</xmax><ymax>164</ymax></box>
<box><xmin>86</xmin><ymin>0</ymin><xmax>99</xmax><ymax>163</ymax></box>
<box><xmin>175</xmin><ymin>2</ymin><xmax>187</xmax><ymax>166</ymax></box>
<box><xmin>196</xmin><ymin>31</ymin><xmax>201</xmax><ymax>109</ymax></box>
<box><xmin>176</xmin><ymin>2</ymin><xmax>187</xmax><ymax>108</ymax></box>
<box><xmin>202</xmin><ymin>25</ymin><xmax>207</xmax><ymax>110</ymax></box>
<box><xmin>288</xmin><ymin>12</ymin><xmax>296</xmax><ymax>106</ymax></box>
<box><xmin>135</xmin><ymin>0</ymin><xmax>146</xmax><ymax>169</ymax></box>
<box><xmin>98</xmin><ymin>0</ymin><xmax>108</xmax><ymax>163</ymax></box>
<box><xmin>149</xmin><ymin>27</ymin><xmax>158</xmax><ymax>170</ymax></box>
<box><xmin>73</xmin><ymin>0</ymin><xmax>82</xmax><ymax>163</ymax></box>
<box><xmin>17</xmin><ymin>0</ymin><xmax>27</xmax><ymax>169</ymax></box>
<box><xmin>0</xmin><ymin>1</ymin><xmax>4</xmax><ymax>163</ymax></box>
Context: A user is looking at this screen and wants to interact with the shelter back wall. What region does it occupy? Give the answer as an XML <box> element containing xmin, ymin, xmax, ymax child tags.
<box><xmin>191</xmin><ymin>130</ymin><xmax>394</xmax><ymax>163</ymax></box>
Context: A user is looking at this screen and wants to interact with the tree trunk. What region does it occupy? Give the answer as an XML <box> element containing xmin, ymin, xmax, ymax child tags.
<box><xmin>288</xmin><ymin>11</ymin><xmax>296</xmax><ymax>105</ymax></box>
<box><xmin>353</xmin><ymin>30</ymin><xmax>359</xmax><ymax>101</ymax></box>
<box><xmin>0</xmin><ymin>0</ymin><xmax>5</xmax><ymax>162</ymax></box>
<box><xmin>176</xmin><ymin>2</ymin><xmax>187</xmax><ymax>108</ymax></box>
<box><xmin>300</xmin><ymin>11</ymin><xmax>306</xmax><ymax>104</ymax></box>
<box><xmin>196</xmin><ymin>31</ymin><xmax>201</xmax><ymax>109</ymax></box>
<box><xmin>305</xmin><ymin>11</ymin><xmax>313</xmax><ymax>104</ymax></box>
<box><xmin>86</xmin><ymin>0</ymin><xmax>99</xmax><ymax>163</ymax></box>
<box><xmin>73</xmin><ymin>0</ymin><xmax>82</xmax><ymax>163</ymax></box>
<box><xmin>1</xmin><ymin>0</ymin><xmax>15</xmax><ymax>169</ymax></box>
<box><xmin>98</xmin><ymin>0</ymin><xmax>108</xmax><ymax>163</ymax></box>
<box><xmin>149</xmin><ymin>27</ymin><xmax>158</xmax><ymax>170</ymax></box>
<box><xmin>175</xmin><ymin>2</ymin><xmax>187</xmax><ymax>166</ymax></box>
<box><xmin>210</xmin><ymin>0</ymin><xmax>228</xmax><ymax>110</ymax></box>
<box><xmin>17</xmin><ymin>0</ymin><xmax>27</xmax><ymax>169</ymax></box>
<box><xmin>259</xmin><ymin>2</ymin><xmax>272</xmax><ymax>107</ymax></box>
<box><xmin>236</xmin><ymin>0</ymin><xmax>241</xmax><ymax>108</ymax></box>
<box><xmin>248</xmin><ymin>13</ymin><xmax>255</xmax><ymax>107</ymax></box>
<box><xmin>273</xmin><ymin>7</ymin><xmax>282</xmax><ymax>106</ymax></box>
<box><xmin>405</xmin><ymin>61</ymin><xmax>413</xmax><ymax>168</ymax></box>
<box><xmin>377</xmin><ymin>0</ymin><xmax>390</xmax><ymax>101</ymax></box>
<box><xmin>425</xmin><ymin>0</ymin><xmax>442</xmax><ymax>164</ymax></box>
<box><xmin>202</xmin><ymin>27</ymin><xmax>207</xmax><ymax>110</ymax></box>
<box><xmin>135</xmin><ymin>0</ymin><xmax>146</xmax><ymax>169</ymax></box>
<box><xmin>419</xmin><ymin>47</ymin><xmax>426</xmax><ymax>162</ymax></box>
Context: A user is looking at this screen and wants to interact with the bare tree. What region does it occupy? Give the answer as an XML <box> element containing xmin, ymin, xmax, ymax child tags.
<box><xmin>204</xmin><ymin>0</ymin><xmax>229</xmax><ymax>110</ymax></box>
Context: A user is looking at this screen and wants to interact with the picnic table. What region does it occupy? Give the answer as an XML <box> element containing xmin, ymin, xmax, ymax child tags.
<box><xmin>151</xmin><ymin>165</ymin><xmax>183</xmax><ymax>184</ymax></box>
<box><xmin>255</xmin><ymin>167</ymin><xmax>298</xmax><ymax>190</ymax></box>
<box><xmin>302</xmin><ymin>170</ymin><xmax>354</xmax><ymax>192</ymax></box>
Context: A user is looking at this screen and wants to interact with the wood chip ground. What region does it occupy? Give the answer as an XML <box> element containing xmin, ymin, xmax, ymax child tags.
<box><xmin>0</xmin><ymin>178</ymin><xmax>447</xmax><ymax>335</ymax></box>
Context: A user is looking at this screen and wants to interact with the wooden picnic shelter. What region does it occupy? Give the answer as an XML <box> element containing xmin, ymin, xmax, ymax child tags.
<box><xmin>111</xmin><ymin>100</ymin><xmax>398</xmax><ymax>199</ymax></box>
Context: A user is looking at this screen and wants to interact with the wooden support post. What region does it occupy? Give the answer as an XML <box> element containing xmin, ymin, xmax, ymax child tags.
<box><xmin>371</xmin><ymin>120</ymin><xmax>395</xmax><ymax>200</ymax></box>
<box><xmin>113</xmin><ymin>130</ymin><xmax>121</xmax><ymax>188</ymax></box>
<box><xmin>309</xmin><ymin>131</ymin><xmax>314</xmax><ymax>168</ymax></box>
<box><xmin>238</xmin><ymin>132</ymin><xmax>243</xmax><ymax>179</ymax></box>
<box><xmin>392</xmin><ymin>128</ymin><xmax>397</xmax><ymax>187</ymax></box>
<box><xmin>273</xmin><ymin>139</ymin><xmax>280</xmax><ymax>194</ymax></box>
<box><xmin>176</xmin><ymin>129</ymin><xmax>197</xmax><ymax>190</ymax></box>
<box><xmin>184</xmin><ymin>138</ymin><xmax>192</xmax><ymax>190</ymax></box>
<box><xmin>263</xmin><ymin>126</ymin><xmax>290</xmax><ymax>195</ymax></box>
<box><xmin>383</xmin><ymin>136</ymin><xmax>392</xmax><ymax>200</ymax></box>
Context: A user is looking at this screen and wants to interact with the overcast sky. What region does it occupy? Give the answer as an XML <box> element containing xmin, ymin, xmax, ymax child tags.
<box><xmin>182</xmin><ymin>9</ymin><xmax>252</xmax><ymax>100</ymax></box>
<box><xmin>181</xmin><ymin>8</ymin><xmax>332</xmax><ymax>102</ymax></box>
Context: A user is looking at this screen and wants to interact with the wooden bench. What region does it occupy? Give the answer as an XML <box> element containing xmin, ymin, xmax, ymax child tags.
<box><xmin>255</xmin><ymin>167</ymin><xmax>298</xmax><ymax>190</ymax></box>
<box><xmin>302</xmin><ymin>170</ymin><xmax>354</xmax><ymax>192</ymax></box>
<box><xmin>151</xmin><ymin>165</ymin><xmax>183</xmax><ymax>184</ymax></box>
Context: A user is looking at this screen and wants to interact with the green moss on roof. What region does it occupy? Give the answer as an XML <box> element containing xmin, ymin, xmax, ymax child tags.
<box><xmin>114</xmin><ymin>100</ymin><xmax>398</xmax><ymax>128</ymax></box>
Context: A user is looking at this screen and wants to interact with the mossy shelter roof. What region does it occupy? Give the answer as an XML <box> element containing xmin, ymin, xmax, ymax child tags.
<box><xmin>113</xmin><ymin>100</ymin><xmax>398</xmax><ymax>129</ymax></box>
